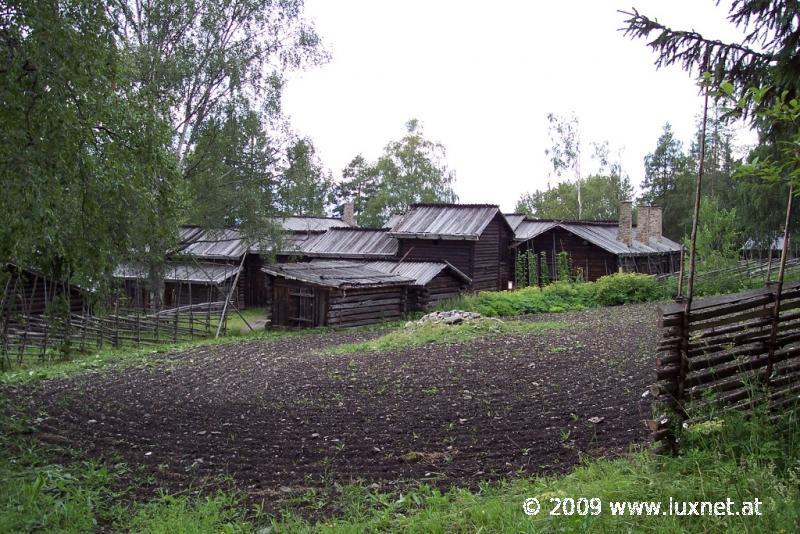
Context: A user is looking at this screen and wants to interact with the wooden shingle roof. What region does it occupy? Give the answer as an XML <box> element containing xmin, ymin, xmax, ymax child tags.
<box><xmin>302</xmin><ymin>228</ymin><xmax>398</xmax><ymax>259</ymax></box>
<box><xmin>388</xmin><ymin>204</ymin><xmax>505</xmax><ymax>240</ymax></box>
<box><xmin>261</xmin><ymin>261</ymin><xmax>414</xmax><ymax>289</ymax></box>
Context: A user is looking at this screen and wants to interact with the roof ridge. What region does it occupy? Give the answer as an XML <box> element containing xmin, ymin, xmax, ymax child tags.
<box><xmin>409</xmin><ymin>203</ymin><xmax>499</xmax><ymax>208</ymax></box>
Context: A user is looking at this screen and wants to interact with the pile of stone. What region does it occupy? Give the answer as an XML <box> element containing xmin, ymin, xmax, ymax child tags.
<box><xmin>405</xmin><ymin>310</ymin><xmax>482</xmax><ymax>328</ymax></box>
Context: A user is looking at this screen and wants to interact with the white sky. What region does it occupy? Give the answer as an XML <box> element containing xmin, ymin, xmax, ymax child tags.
<box><xmin>282</xmin><ymin>0</ymin><xmax>751</xmax><ymax>212</ymax></box>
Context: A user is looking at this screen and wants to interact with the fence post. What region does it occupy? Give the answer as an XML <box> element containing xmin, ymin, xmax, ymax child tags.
<box><xmin>766</xmin><ymin>185</ymin><xmax>794</xmax><ymax>388</ymax></box>
<box><xmin>113</xmin><ymin>299</ymin><xmax>120</xmax><ymax>348</ymax></box>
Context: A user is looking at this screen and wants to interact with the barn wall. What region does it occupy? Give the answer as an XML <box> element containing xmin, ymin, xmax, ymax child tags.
<box><xmin>3</xmin><ymin>267</ymin><xmax>88</xmax><ymax>316</ymax></box>
<box><xmin>164</xmin><ymin>282</ymin><xmax>229</xmax><ymax>307</ymax></box>
<box><xmin>328</xmin><ymin>286</ymin><xmax>406</xmax><ymax>327</ymax></box>
<box><xmin>242</xmin><ymin>254</ymin><xmax>269</xmax><ymax>308</ymax></box>
<box><xmin>472</xmin><ymin>215</ymin><xmax>513</xmax><ymax>291</ymax></box>
<box><xmin>521</xmin><ymin>228</ymin><xmax>618</xmax><ymax>282</ymax></box>
<box><xmin>270</xmin><ymin>278</ymin><xmax>328</xmax><ymax>328</ymax></box>
<box><xmin>397</xmin><ymin>239</ymin><xmax>474</xmax><ymax>279</ymax></box>
<box><xmin>411</xmin><ymin>270</ymin><xmax>466</xmax><ymax>311</ymax></box>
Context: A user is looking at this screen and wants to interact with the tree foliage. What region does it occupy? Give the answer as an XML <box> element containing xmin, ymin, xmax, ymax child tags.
<box><xmin>515</xmin><ymin>174</ymin><xmax>633</xmax><ymax>221</ymax></box>
<box><xmin>625</xmin><ymin>2</ymin><xmax>800</xmax><ymax>246</ymax></box>
<box><xmin>277</xmin><ymin>138</ymin><xmax>335</xmax><ymax>216</ymax></box>
<box><xmin>337</xmin><ymin>120</ymin><xmax>458</xmax><ymax>227</ymax></box>
<box><xmin>621</xmin><ymin>1</ymin><xmax>800</xmax><ymax>121</ymax></box>
<box><xmin>0</xmin><ymin>1</ymin><xmax>181</xmax><ymax>287</ymax></box>
<box><xmin>108</xmin><ymin>0</ymin><xmax>327</xmax><ymax>237</ymax></box>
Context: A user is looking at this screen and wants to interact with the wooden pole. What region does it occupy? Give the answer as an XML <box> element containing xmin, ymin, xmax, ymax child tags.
<box><xmin>676</xmin><ymin>245</ymin><xmax>685</xmax><ymax>298</ymax></box>
<box><xmin>216</xmin><ymin>255</ymin><xmax>246</xmax><ymax>338</ymax></box>
<box><xmin>766</xmin><ymin>184</ymin><xmax>794</xmax><ymax>385</ymax></box>
<box><xmin>673</xmin><ymin>81</ymin><xmax>710</xmax><ymax>453</ymax></box>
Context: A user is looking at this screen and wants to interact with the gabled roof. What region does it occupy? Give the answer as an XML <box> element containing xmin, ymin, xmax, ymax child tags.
<box><xmin>503</xmin><ymin>213</ymin><xmax>526</xmax><ymax>231</ymax></box>
<box><xmin>114</xmin><ymin>262</ymin><xmax>240</xmax><ymax>284</ymax></box>
<box><xmin>176</xmin><ymin>227</ymin><xmax>248</xmax><ymax>259</ymax></box>
<box><xmin>363</xmin><ymin>260</ymin><xmax>471</xmax><ymax>286</ymax></box>
<box><xmin>261</xmin><ymin>261</ymin><xmax>413</xmax><ymax>289</ymax></box>
<box><xmin>513</xmin><ymin>220</ymin><xmax>559</xmax><ymax>242</ymax></box>
<box><xmin>277</xmin><ymin>216</ymin><xmax>349</xmax><ymax>232</ymax></box>
<box><xmin>176</xmin><ymin>217</ymin><xmax>348</xmax><ymax>259</ymax></box>
<box><xmin>382</xmin><ymin>213</ymin><xmax>403</xmax><ymax>230</ymax></box>
<box><xmin>513</xmin><ymin>220</ymin><xmax>682</xmax><ymax>256</ymax></box>
<box><xmin>302</xmin><ymin>228</ymin><xmax>398</xmax><ymax>259</ymax></box>
<box><xmin>389</xmin><ymin>204</ymin><xmax>508</xmax><ymax>240</ymax></box>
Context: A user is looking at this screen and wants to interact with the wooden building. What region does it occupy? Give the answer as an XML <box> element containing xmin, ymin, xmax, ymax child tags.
<box><xmin>114</xmin><ymin>262</ymin><xmax>240</xmax><ymax>308</ymax></box>
<box><xmin>386</xmin><ymin>204</ymin><xmax>515</xmax><ymax>292</ymax></box>
<box><xmin>262</xmin><ymin>261</ymin><xmax>413</xmax><ymax>328</ymax></box>
<box><xmin>512</xmin><ymin>203</ymin><xmax>682</xmax><ymax>283</ymax></box>
<box><xmin>122</xmin><ymin>217</ymin><xmax>351</xmax><ymax>309</ymax></box>
<box><xmin>363</xmin><ymin>260</ymin><xmax>471</xmax><ymax>311</ymax></box>
<box><xmin>1</xmin><ymin>264</ymin><xmax>90</xmax><ymax>317</ymax></box>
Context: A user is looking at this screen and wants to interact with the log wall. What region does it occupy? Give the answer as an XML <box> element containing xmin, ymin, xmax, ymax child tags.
<box><xmin>2</xmin><ymin>266</ymin><xmax>87</xmax><ymax>316</ymax></box>
<box><xmin>396</xmin><ymin>213</ymin><xmax>512</xmax><ymax>292</ymax></box>
<box><xmin>409</xmin><ymin>271</ymin><xmax>467</xmax><ymax>311</ymax></box>
<box><xmin>270</xmin><ymin>279</ymin><xmax>407</xmax><ymax>328</ymax></box>
<box><xmin>520</xmin><ymin>228</ymin><xmax>618</xmax><ymax>282</ymax></box>
<box><xmin>328</xmin><ymin>286</ymin><xmax>406</xmax><ymax>327</ymax></box>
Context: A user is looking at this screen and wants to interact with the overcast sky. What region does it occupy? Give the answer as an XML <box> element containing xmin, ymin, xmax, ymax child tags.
<box><xmin>282</xmin><ymin>0</ymin><xmax>750</xmax><ymax>212</ymax></box>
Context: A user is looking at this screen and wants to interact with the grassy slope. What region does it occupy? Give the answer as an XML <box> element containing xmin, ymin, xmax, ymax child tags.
<box><xmin>329</xmin><ymin>318</ymin><xmax>565</xmax><ymax>354</ymax></box>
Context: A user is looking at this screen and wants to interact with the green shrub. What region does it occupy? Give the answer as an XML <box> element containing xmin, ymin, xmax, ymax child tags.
<box><xmin>588</xmin><ymin>273</ymin><xmax>667</xmax><ymax>306</ymax></box>
<box><xmin>437</xmin><ymin>274</ymin><xmax>665</xmax><ymax>317</ymax></box>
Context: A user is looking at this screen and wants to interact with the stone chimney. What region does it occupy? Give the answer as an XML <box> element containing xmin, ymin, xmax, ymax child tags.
<box><xmin>637</xmin><ymin>205</ymin><xmax>651</xmax><ymax>244</ymax></box>
<box><xmin>649</xmin><ymin>206</ymin><xmax>662</xmax><ymax>240</ymax></box>
<box><xmin>342</xmin><ymin>201</ymin><xmax>356</xmax><ymax>227</ymax></box>
<box><xmin>618</xmin><ymin>201</ymin><xmax>632</xmax><ymax>246</ymax></box>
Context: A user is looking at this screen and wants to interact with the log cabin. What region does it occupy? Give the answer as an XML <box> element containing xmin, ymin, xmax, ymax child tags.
<box><xmin>386</xmin><ymin>204</ymin><xmax>515</xmax><ymax>291</ymax></box>
<box><xmin>262</xmin><ymin>261</ymin><xmax>414</xmax><ymax>328</ymax></box>
<box><xmin>512</xmin><ymin>203</ymin><xmax>682</xmax><ymax>283</ymax></box>
<box><xmin>363</xmin><ymin>260</ymin><xmax>471</xmax><ymax>311</ymax></box>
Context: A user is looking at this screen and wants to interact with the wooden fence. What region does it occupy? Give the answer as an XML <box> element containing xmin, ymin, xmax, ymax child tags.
<box><xmin>651</xmin><ymin>281</ymin><xmax>800</xmax><ymax>449</ymax></box>
<box><xmin>0</xmin><ymin>301</ymin><xmax>227</xmax><ymax>370</ymax></box>
<box><xmin>656</xmin><ymin>257</ymin><xmax>800</xmax><ymax>282</ymax></box>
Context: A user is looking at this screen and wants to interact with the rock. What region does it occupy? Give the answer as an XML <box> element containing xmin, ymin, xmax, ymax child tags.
<box><xmin>416</xmin><ymin>310</ymin><xmax>482</xmax><ymax>326</ymax></box>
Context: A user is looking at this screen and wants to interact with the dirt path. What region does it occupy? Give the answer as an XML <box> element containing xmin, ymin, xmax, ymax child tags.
<box><xmin>8</xmin><ymin>303</ymin><xmax>659</xmax><ymax>502</ymax></box>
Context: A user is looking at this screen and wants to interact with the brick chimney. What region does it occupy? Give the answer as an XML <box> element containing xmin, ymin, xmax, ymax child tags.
<box><xmin>650</xmin><ymin>206</ymin><xmax>662</xmax><ymax>240</ymax></box>
<box><xmin>618</xmin><ymin>201</ymin><xmax>632</xmax><ymax>246</ymax></box>
<box><xmin>342</xmin><ymin>201</ymin><xmax>356</xmax><ymax>227</ymax></box>
<box><xmin>637</xmin><ymin>205</ymin><xmax>651</xmax><ymax>244</ymax></box>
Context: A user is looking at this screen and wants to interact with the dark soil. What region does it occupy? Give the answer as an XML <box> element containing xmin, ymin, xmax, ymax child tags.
<box><xmin>6</xmin><ymin>302</ymin><xmax>659</xmax><ymax>506</ymax></box>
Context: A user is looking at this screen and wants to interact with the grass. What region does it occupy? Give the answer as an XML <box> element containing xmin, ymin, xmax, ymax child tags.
<box><xmin>224</xmin><ymin>307</ymin><xmax>269</xmax><ymax>335</ymax></box>
<box><xmin>329</xmin><ymin>318</ymin><xmax>565</xmax><ymax>354</ymax></box>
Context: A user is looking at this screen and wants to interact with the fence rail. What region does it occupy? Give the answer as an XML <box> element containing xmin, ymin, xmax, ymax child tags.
<box><xmin>656</xmin><ymin>257</ymin><xmax>800</xmax><ymax>282</ymax></box>
<box><xmin>1</xmin><ymin>301</ymin><xmax>227</xmax><ymax>370</ymax></box>
<box><xmin>651</xmin><ymin>281</ymin><xmax>800</xmax><ymax>448</ymax></box>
